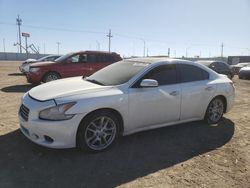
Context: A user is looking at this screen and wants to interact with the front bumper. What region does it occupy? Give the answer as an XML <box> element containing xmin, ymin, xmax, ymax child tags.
<box><xmin>26</xmin><ymin>72</ymin><xmax>43</xmax><ymax>84</ymax></box>
<box><xmin>18</xmin><ymin>93</ymin><xmax>84</xmax><ymax>148</ymax></box>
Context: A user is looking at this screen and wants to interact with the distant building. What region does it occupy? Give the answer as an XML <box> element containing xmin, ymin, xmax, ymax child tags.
<box><xmin>228</xmin><ymin>56</ymin><xmax>250</xmax><ymax>65</ymax></box>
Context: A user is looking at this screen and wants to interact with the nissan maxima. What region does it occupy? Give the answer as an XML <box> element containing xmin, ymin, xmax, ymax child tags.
<box><xmin>18</xmin><ymin>58</ymin><xmax>235</xmax><ymax>152</ymax></box>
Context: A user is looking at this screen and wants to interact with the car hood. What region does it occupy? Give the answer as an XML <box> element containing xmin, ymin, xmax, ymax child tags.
<box><xmin>24</xmin><ymin>59</ymin><xmax>37</xmax><ymax>64</ymax></box>
<box><xmin>29</xmin><ymin>76</ymin><xmax>113</xmax><ymax>101</ymax></box>
<box><xmin>240</xmin><ymin>67</ymin><xmax>250</xmax><ymax>71</ymax></box>
<box><xmin>30</xmin><ymin>61</ymin><xmax>56</xmax><ymax>67</ymax></box>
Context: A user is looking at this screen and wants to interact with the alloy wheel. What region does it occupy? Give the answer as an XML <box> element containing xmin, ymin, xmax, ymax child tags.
<box><xmin>84</xmin><ymin>116</ymin><xmax>117</xmax><ymax>150</ymax></box>
<box><xmin>208</xmin><ymin>98</ymin><xmax>224</xmax><ymax>123</ymax></box>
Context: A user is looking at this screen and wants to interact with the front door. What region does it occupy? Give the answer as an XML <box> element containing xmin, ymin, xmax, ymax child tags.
<box><xmin>61</xmin><ymin>53</ymin><xmax>91</xmax><ymax>78</ymax></box>
<box><xmin>128</xmin><ymin>64</ymin><xmax>181</xmax><ymax>131</ymax></box>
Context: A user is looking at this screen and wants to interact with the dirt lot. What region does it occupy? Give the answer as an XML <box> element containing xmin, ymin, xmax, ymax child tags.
<box><xmin>0</xmin><ymin>61</ymin><xmax>249</xmax><ymax>188</ymax></box>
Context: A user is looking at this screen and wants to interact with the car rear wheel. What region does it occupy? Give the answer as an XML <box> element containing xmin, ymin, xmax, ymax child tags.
<box><xmin>43</xmin><ymin>72</ymin><xmax>60</xmax><ymax>83</ymax></box>
<box><xmin>77</xmin><ymin>111</ymin><xmax>119</xmax><ymax>152</ymax></box>
<box><xmin>205</xmin><ymin>97</ymin><xmax>224</xmax><ymax>124</ymax></box>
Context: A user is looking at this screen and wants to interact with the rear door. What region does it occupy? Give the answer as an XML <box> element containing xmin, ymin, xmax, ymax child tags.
<box><xmin>87</xmin><ymin>54</ymin><xmax>115</xmax><ymax>74</ymax></box>
<box><xmin>177</xmin><ymin>64</ymin><xmax>215</xmax><ymax>120</ymax></box>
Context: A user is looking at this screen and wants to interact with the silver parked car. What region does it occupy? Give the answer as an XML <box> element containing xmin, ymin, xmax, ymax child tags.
<box><xmin>239</xmin><ymin>65</ymin><xmax>250</xmax><ymax>79</ymax></box>
<box><xmin>19</xmin><ymin>55</ymin><xmax>61</xmax><ymax>73</ymax></box>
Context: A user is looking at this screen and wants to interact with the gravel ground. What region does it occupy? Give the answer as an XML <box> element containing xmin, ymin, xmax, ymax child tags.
<box><xmin>0</xmin><ymin>61</ymin><xmax>249</xmax><ymax>188</ymax></box>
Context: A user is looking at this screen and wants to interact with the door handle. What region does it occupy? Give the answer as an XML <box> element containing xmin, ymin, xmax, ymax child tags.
<box><xmin>169</xmin><ymin>91</ymin><xmax>179</xmax><ymax>96</ymax></box>
<box><xmin>205</xmin><ymin>86</ymin><xmax>213</xmax><ymax>91</ymax></box>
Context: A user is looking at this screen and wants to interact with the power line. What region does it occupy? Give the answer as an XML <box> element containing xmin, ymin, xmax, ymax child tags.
<box><xmin>0</xmin><ymin>22</ymin><xmax>107</xmax><ymax>34</ymax></box>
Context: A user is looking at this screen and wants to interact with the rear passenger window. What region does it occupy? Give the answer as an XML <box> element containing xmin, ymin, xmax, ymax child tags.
<box><xmin>87</xmin><ymin>55</ymin><xmax>97</xmax><ymax>63</ymax></box>
<box><xmin>95</xmin><ymin>55</ymin><xmax>115</xmax><ymax>63</ymax></box>
<box><xmin>179</xmin><ymin>64</ymin><xmax>209</xmax><ymax>83</ymax></box>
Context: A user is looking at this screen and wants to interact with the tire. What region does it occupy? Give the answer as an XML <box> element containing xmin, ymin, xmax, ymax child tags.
<box><xmin>227</xmin><ymin>74</ymin><xmax>232</xmax><ymax>79</ymax></box>
<box><xmin>77</xmin><ymin>111</ymin><xmax>119</xmax><ymax>152</ymax></box>
<box><xmin>205</xmin><ymin>97</ymin><xmax>225</xmax><ymax>124</ymax></box>
<box><xmin>43</xmin><ymin>72</ymin><xmax>60</xmax><ymax>83</ymax></box>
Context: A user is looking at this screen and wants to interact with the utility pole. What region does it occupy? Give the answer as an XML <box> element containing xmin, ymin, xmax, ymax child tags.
<box><xmin>96</xmin><ymin>41</ymin><xmax>100</xmax><ymax>51</ymax></box>
<box><xmin>16</xmin><ymin>15</ymin><xmax>22</xmax><ymax>53</ymax></box>
<box><xmin>3</xmin><ymin>38</ymin><xmax>6</xmax><ymax>59</ymax></box>
<box><xmin>56</xmin><ymin>42</ymin><xmax>60</xmax><ymax>55</ymax></box>
<box><xmin>140</xmin><ymin>39</ymin><xmax>146</xmax><ymax>57</ymax></box>
<box><xmin>3</xmin><ymin>38</ymin><xmax>6</xmax><ymax>53</ymax></box>
<box><xmin>246</xmin><ymin>48</ymin><xmax>250</xmax><ymax>56</ymax></box>
<box><xmin>107</xmin><ymin>29</ymin><xmax>113</xmax><ymax>53</ymax></box>
<box><xmin>168</xmin><ymin>48</ymin><xmax>170</xmax><ymax>57</ymax></box>
<box><xmin>221</xmin><ymin>42</ymin><xmax>224</xmax><ymax>57</ymax></box>
<box><xmin>43</xmin><ymin>43</ymin><xmax>46</xmax><ymax>54</ymax></box>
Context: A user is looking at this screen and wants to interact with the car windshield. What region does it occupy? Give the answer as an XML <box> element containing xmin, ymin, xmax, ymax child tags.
<box><xmin>54</xmin><ymin>53</ymin><xmax>74</xmax><ymax>62</ymax></box>
<box><xmin>37</xmin><ymin>56</ymin><xmax>47</xmax><ymax>61</ymax></box>
<box><xmin>85</xmin><ymin>60</ymin><xmax>150</xmax><ymax>86</ymax></box>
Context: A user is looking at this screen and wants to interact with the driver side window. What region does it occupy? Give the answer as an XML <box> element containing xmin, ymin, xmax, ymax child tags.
<box><xmin>69</xmin><ymin>54</ymin><xmax>87</xmax><ymax>63</ymax></box>
<box><xmin>133</xmin><ymin>64</ymin><xmax>178</xmax><ymax>87</ymax></box>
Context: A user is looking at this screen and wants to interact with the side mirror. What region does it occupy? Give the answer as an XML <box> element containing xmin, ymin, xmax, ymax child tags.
<box><xmin>140</xmin><ymin>79</ymin><xmax>158</xmax><ymax>88</ymax></box>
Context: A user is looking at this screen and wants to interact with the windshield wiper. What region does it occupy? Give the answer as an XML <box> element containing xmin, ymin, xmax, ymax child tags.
<box><xmin>85</xmin><ymin>78</ymin><xmax>104</xmax><ymax>86</ymax></box>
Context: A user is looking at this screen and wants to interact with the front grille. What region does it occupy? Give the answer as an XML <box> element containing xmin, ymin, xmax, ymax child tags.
<box><xmin>19</xmin><ymin>104</ymin><xmax>30</xmax><ymax>121</ymax></box>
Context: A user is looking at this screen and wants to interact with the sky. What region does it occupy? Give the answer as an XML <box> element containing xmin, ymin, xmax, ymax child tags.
<box><xmin>0</xmin><ymin>0</ymin><xmax>250</xmax><ymax>57</ymax></box>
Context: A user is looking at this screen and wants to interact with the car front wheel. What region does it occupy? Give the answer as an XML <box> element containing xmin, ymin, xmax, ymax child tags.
<box><xmin>205</xmin><ymin>97</ymin><xmax>225</xmax><ymax>124</ymax></box>
<box><xmin>77</xmin><ymin>111</ymin><xmax>119</xmax><ymax>152</ymax></box>
<box><xmin>43</xmin><ymin>72</ymin><xmax>60</xmax><ymax>83</ymax></box>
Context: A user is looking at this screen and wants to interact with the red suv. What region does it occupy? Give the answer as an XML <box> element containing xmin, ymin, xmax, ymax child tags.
<box><xmin>26</xmin><ymin>51</ymin><xmax>122</xmax><ymax>84</ymax></box>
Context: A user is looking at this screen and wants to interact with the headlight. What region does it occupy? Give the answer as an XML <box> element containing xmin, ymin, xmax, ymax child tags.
<box><xmin>29</xmin><ymin>67</ymin><xmax>40</xmax><ymax>72</ymax></box>
<box><xmin>39</xmin><ymin>102</ymin><xmax>76</xmax><ymax>121</ymax></box>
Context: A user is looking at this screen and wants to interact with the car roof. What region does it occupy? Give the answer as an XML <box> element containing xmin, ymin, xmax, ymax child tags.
<box><xmin>125</xmin><ymin>57</ymin><xmax>192</xmax><ymax>65</ymax></box>
<box><xmin>196</xmin><ymin>60</ymin><xmax>227</xmax><ymax>66</ymax></box>
<box><xmin>73</xmin><ymin>50</ymin><xmax>120</xmax><ymax>55</ymax></box>
<box><xmin>124</xmin><ymin>57</ymin><xmax>218</xmax><ymax>81</ymax></box>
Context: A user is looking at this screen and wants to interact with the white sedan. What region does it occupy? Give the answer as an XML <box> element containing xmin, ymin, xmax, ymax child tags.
<box><xmin>18</xmin><ymin>58</ymin><xmax>235</xmax><ymax>152</ymax></box>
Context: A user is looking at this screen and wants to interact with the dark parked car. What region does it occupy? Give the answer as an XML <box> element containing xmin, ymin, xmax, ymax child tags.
<box><xmin>26</xmin><ymin>51</ymin><xmax>122</xmax><ymax>84</ymax></box>
<box><xmin>19</xmin><ymin>55</ymin><xmax>61</xmax><ymax>73</ymax></box>
<box><xmin>239</xmin><ymin>65</ymin><xmax>250</xmax><ymax>79</ymax></box>
<box><xmin>196</xmin><ymin>60</ymin><xmax>234</xmax><ymax>79</ymax></box>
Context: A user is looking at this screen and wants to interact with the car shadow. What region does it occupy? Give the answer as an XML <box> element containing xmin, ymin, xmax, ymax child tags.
<box><xmin>1</xmin><ymin>84</ymin><xmax>33</xmax><ymax>93</ymax></box>
<box><xmin>8</xmin><ymin>73</ymin><xmax>25</xmax><ymax>76</ymax></box>
<box><xmin>0</xmin><ymin>118</ymin><xmax>234</xmax><ymax>188</ymax></box>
